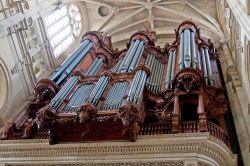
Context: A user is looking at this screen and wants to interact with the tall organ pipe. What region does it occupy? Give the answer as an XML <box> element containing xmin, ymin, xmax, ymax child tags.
<box><xmin>165</xmin><ymin>51</ymin><xmax>173</xmax><ymax>89</ymax></box>
<box><xmin>184</xmin><ymin>29</ymin><xmax>191</xmax><ymax>67</ymax></box>
<box><xmin>201</xmin><ymin>48</ymin><xmax>208</xmax><ymax>85</ymax></box>
<box><xmin>50</xmin><ymin>39</ymin><xmax>91</xmax><ymax>82</ymax></box>
<box><xmin>154</xmin><ymin>59</ymin><xmax>161</xmax><ymax>92</ymax></box>
<box><xmin>197</xmin><ymin>50</ymin><xmax>202</xmax><ymax>70</ymax></box>
<box><xmin>204</xmin><ymin>48</ymin><xmax>214</xmax><ymax>86</ymax></box>
<box><xmin>85</xmin><ymin>58</ymin><xmax>99</xmax><ymax>75</ymax></box>
<box><xmin>190</xmin><ymin>31</ymin><xmax>197</xmax><ymax>69</ymax></box>
<box><xmin>179</xmin><ymin>32</ymin><xmax>184</xmax><ymax>69</ymax></box>
<box><xmin>119</xmin><ymin>40</ymin><xmax>145</xmax><ymax>72</ymax></box>
<box><xmin>170</xmin><ymin>50</ymin><xmax>176</xmax><ymax>86</ymax></box>
<box><xmin>86</xmin><ymin>57</ymin><xmax>104</xmax><ymax>76</ymax></box>
<box><xmin>128</xmin><ymin>70</ymin><xmax>142</xmax><ymax>101</ymax></box>
<box><xmin>121</xmin><ymin>40</ymin><xmax>140</xmax><ymax>72</ymax></box>
<box><xmin>129</xmin><ymin>70</ymin><xmax>147</xmax><ymax>103</ymax></box>
<box><xmin>56</xmin><ymin>42</ymin><xmax>93</xmax><ymax>85</ymax></box>
<box><xmin>128</xmin><ymin>41</ymin><xmax>144</xmax><ymax>71</ymax></box>
<box><xmin>118</xmin><ymin>41</ymin><xmax>135</xmax><ymax>70</ymax></box>
<box><xmin>135</xmin><ymin>71</ymin><xmax>147</xmax><ymax>103</ymax></box>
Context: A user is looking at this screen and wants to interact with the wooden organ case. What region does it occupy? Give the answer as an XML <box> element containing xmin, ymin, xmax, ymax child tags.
<box><xmin>1</xmin><ymin>21</ymin><xmax>231</xmax><ymax>148</ymax></box>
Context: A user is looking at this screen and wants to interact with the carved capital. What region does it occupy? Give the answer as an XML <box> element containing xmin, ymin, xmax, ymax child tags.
<box><xmin>117</xmin><ymin>102</ymin><xmax>140</xmax><ymax>127</ymax></box>
<box><xmin>35</xmin><ymin>106</ymin><xmax>57</xmax><ymax>130</ymax></box>
<box><xmin>34</xmin><ymin>79</ymin><xmax>59</xmax><ymax>102</ymax></box>
<box><xmin>77</xmin><ymin>103</ymin><xmax>98</xmax><ymax>124</ymax></box>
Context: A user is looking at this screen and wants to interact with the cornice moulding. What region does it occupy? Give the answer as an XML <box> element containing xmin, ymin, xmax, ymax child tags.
<box><xmin>0</xmin><ymin>133</ymin><xmax>237</xmax><ymax>166</ymax></box>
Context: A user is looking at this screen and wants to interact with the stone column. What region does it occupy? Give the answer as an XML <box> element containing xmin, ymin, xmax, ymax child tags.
<box><xmin>198</xmin><ymin>93</ymin><xmax>207</xmax><ymax>132</ymax></box>
<box><xmin>172</xmin><ymin>94</ymin><xmax>180</xmax><ymax>133</ymax></box>
<box><xmin>221</xmin><ymin>41</ymin><xmax>235</xmax><ymax>71</ymax></box>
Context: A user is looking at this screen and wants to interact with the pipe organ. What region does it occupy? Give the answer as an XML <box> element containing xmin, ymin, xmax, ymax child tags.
<box><xmin>1</xmin><ymin>22</ymin><xmax>234</xmax><ymax>153</ymax></box>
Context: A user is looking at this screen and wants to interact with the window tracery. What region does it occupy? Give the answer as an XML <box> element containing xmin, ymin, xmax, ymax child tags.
<box><xmin>44</xmin><ymin>4</ymin><xmax>82</xmax><ymax>57</ymax></box>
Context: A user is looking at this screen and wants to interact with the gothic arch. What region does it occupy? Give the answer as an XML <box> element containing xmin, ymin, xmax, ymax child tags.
<box><xmin>0</xmin><ymin>58</ymin><xmax>10</xmax><ymax>114</ymax></box>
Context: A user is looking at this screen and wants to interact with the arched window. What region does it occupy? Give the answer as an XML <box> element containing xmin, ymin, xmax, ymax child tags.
<box><xmin>44</xmin><ymin>4</ymin><xmax>82</xmax><ymax>57</ymax></box>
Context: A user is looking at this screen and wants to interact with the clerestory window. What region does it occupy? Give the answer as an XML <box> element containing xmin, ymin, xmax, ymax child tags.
<box><xmin>44</xmin><ymin>4</ymin><xmax>82</xmax><ymax>58</ymax></box>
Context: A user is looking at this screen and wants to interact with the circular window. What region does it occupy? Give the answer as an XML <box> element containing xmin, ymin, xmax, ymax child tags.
<box><xmin>98</xmin><ymin>6</ymin><xmax>109</xmax><ymax>17</ymax></box>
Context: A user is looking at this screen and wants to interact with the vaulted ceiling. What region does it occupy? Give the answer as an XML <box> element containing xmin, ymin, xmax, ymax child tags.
<box><xmin>80</xmin><ymin>0</ymin><xmax>225</xmax><ymax>49</ymax></box>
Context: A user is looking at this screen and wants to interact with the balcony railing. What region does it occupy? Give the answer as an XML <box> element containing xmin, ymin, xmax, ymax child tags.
<box><xmin>140</xmin><ymin>121</ymin><xmax>230</xmax><ymax>148</ymax></box>
<box><xmin>181</xmin><ymin>121</ymin><xmax>198</xmax><ymax>133</ymax></box>
<box><xmin>139</xmin><ymin>122</ymin><xmax>172</xmax><ymax>135</ymax></box>
<box><xmin>207</xmin><ymin>121</ymin><xmax>229</xmax><ymax>146</ymax></box>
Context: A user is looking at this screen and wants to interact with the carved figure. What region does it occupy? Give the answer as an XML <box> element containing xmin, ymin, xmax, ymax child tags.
<box><xmin>22</xmin><ymin>118</ymin><xmax>34</xmax><ymax>138</ymax></box>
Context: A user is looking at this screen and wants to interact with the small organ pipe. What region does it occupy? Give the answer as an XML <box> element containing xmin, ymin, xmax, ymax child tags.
<box><xmin>190</xmin><ymin>31</ymin><xmax>197</xmax><ymax>68</ymax></box>
<box><xmin>179</xmin><ymin>32</ymin><xmax>184</xmax><ymax>69</ymax></box>
<box><xmin>184</xmin><ymin>29</ymin><xmax>191</xmax><ymax>67</ymax></box>
<box><xmin>165</xmin><ymin>51</ymin><xmax>173</xmax><ymax>89</ymax></box>
<box><xmin>64</xmin><ymin>83</ymin><xmax>94</xmax><ymax>111</ymax></box>
<box><xmin>87</xmin><ymin>76</ymin><xmax>110</xmax><ymax>105</ymax></box>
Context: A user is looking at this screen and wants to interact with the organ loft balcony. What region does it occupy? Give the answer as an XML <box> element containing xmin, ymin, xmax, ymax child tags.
<box><xmin>0</xmin><ymin>21</ymin><xmax>237</xmax><ymax>165</ymax></box>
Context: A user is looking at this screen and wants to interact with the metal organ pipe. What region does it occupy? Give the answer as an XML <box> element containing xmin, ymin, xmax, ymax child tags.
<box><xmin>87</xmin><ymin>75</ymin><xmax>110</xmax><ymax>105</ymax></box>
<box><xmin>171</xmin><ymin>50</ymin><xmax>176</xmax><ymax>84</ymax></box>
<box><xmin>128</xmin><ymin>41</ymin><xmax>144</xmax><ymax>71</ymax></box>
<box><xmin>204</xmin><ymin>48</ymin><xmax>214</xmax><ymax>86</ymax></box>
<box><xmin>121</xmin><ymin>40</ymin><xmax>140</xmax><ymax>72</ymax></box>
<box><xmin>145</xmin><ymin>54</ymin><xmax>164</xmax><ymax>92</ymax></box>
<box><xmin>197</xmin><ymin>51</ymin><xmax>202</xmax><ymax>71</ymax></box>
<box><xmin>86</xmin><ymin>57</ymin><xmax>104</xmax><ymax>76</ymax></box>
<box><xmin>55</xmin><ymin>42</ymin><xmax>93</xmax><ymax>85</ymax></box>
<box><xmin>179</xmin><ymin>31</ymin><xmax>184</xmax><ymax>69</ymax></box>
<box><xmin>50</xmin><ymin>55</ymin><xmax>104</xmax><ymax>111</ymax></box>
<box><xmin>128</xmin><ymin>70</ymin><xmax>141</xmax><ymax>102</ymax></box>
<box><xmin>49</xmin><ymin>76</ymin><xmax>79</xmax><ymax>109</ymax></box>
<box><xmin>127</xmin><ymin>70</ymin><xmax>148</xmax><ymax>103</ymax></box>
<box><xmin>118</xmin><ymin>40</ymin><xmax>145</xmax><ymax>72</ymax></box>
<box><xmin>50</xmin><ymin>39</ymin><xmax>92</xmax><ymax>83</ymax></box>
<box><xmin>190</xmin><ymin>31</ymin><xmax>197</xmax><ymax>69</ymax></box>
<box><xmin>201</xmin><ymin>48</ymin><xmax>208</xmax><ymax>85</ymax></box>
<box><xmin>102</xmin><ymin>81</ymin><xmax>129</xmax><ymax>110</ymax></box>
<box><xmin>184</xmin><ymin>29</ymin><xmax>191</xmax><ymax>67</ymax></box>
<box><xmin>165</xmin><ymin>51</ymin><xmax>173</xmax><ymax>89</ymax></box>
<box><xmin>63</xmin><ymin>83</ymin><xmax>95</xmax><ymax>112</ymax></box>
